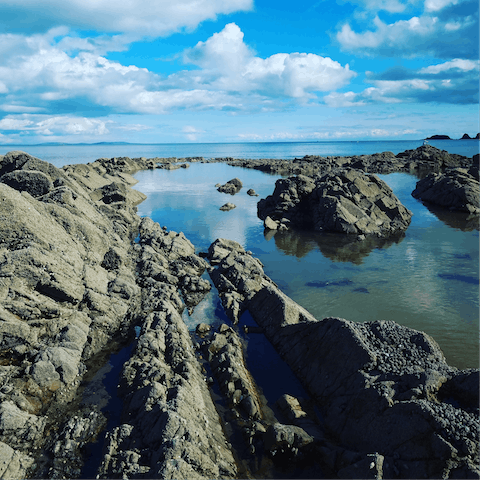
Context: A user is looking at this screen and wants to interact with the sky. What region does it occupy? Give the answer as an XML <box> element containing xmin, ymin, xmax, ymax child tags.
<box><xmin>0</xmin><ymin>0</ymin><xmax>478</xmax><ymax>144</ymax></box>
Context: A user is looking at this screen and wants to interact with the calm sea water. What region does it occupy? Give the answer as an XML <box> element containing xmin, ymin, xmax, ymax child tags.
<box><xmin>1</xmin><ymin>139</ymin><xmax>479</xmax><ymax>167</ymax></box>
<box><xmin>1</xmin><ymin>141</ymin><xmax>478</xmax><ymax>371</ymax></box>
<box><xmin>134</xmin><ymin>161</ymin><xmax>479</xmax><ymax>371</ymax></box>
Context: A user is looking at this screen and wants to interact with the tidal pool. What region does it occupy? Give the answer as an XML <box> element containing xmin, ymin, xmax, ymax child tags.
<box><xmin>134</xmin><ymin>163</ymin><xmax>479</xmax><ymax>370</ymax></box>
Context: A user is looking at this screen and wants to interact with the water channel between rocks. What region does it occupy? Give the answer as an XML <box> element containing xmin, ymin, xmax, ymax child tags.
<box><xmin>134</xmin><ymin>162</ymin><xmax>479</xmax><ymax>371</ymax></box>
<box><xmin>78</xmin><ymin>160</ymin><xmax>478</xmax><ymax>475</ymax></box>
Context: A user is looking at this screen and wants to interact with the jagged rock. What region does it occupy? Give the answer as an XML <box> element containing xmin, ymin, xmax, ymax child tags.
<box><xmin>412</xmin><ymin>169</ymin><xmax>480</xmax><ymax>214</ymax></box>
<box><xmin>220</xmin><ymin>202</ymin><xmax>236</xmax><ymax>211</ymax></box>
<box><xmin>207</xmin><ymin>239</ymin><xmax>480</xmax><ymax>479</ymax></box>
<box><xmin>217</xmin><ymin>178</ymin><xmax>243</xmax><ymax>195</ymax></box>
<box><xmin>247</xmin><ymin>188</ymin><xmax>258</xmax><ymax>196</ymax></box>
<box><xmin>258</xmin><ymin>170</ymin><xmax>412</xmax><ymax>237</ymax></box>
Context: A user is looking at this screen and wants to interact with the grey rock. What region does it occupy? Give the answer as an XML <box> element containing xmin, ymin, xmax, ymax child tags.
<box><xmin>217</xmin><ymin>178</ymin><xmax>243</xmax><ymax>195</ymax></box>
<box><xmin>247</xmin><ymin>188</ymin><xmax>259</xmax><ymax>196</ymax></box>
<box><xmin>412</xmin><ymin>168</ymin><xmax>480</xmax><ymax>214</ymax></box>
<box><xmin>258</xmin><ymin>169</ymin><xmax>412</xmax><ymax>237</ymax></box>
<box><xmin>207</xmin><ymin>239</ymin><xmax>480</xmax><ymax>479</ymax></box>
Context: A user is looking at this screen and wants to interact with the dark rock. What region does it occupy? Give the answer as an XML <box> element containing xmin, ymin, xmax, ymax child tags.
<box><xmin>426</xmin><ymin>135</ymin><xmax>451</xmax><ymax>140</ymax></box>
<box><xmin>247</xmin><ymin>188</ymin><xmax>259</xmax><ymax>196</ymax></box>
<box><xmin>0</xmin><ymin>170</ymin><xmax>53</xmax><ymax>197</ymax></box>
<box><xmin>461</xmin><ymin>133</ymin><xmax>472</xmax><ymax>139</ymax></box>
<box><xmin>217</xmin><ymin>178</ymin><xmax>243</xmax><ymax>195</ymax></box>
<box><xmin>207</xmin><ymin>239</ymin><xmax>480</xmax><ymax>479</ymax></box>
<box><xmin>264</xmin><ymin>423</ymin><xmax>314</xmax><ymax>458</ymax></box>
<box><xmin>412</xmin><ymin>169</ymin><xmax>480</xmax><ymax>214</ymax></box>
<box><xmin>258</xmin><ymin>169</ymin><xmax>412</xmax><ymax>237</ymax></box>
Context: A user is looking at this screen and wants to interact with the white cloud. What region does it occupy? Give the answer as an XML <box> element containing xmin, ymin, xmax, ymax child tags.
<box><xmin>0</xmin><ymin>115</ymin><xmax>111</xmax><ymax>136</ymax></box>
<box><xmin>323</xmin><ymin>58</ymin><xmax>479</xmax><ymax>106</ymax></box>
<box><xmin>0</xmin><ymin>0</ymin><xmax>253</xmax><ymax>37</ymax></box>
<box><xmin>0</xmin><ymin>25</ymin><xmax>356</xmax><ymax>119</ymax></box>
<box><xmin>424</xmin><ymin>0</ymin><xmax>458</xmax><ymax>11</ymax></box>
<box><xmin>418</xmin><ymin>58</ymin><xmax>479</xmax><ymax>73</ymax></box>
<box><xmin>182</xmin><ymin>125</ymin><xmax>205</xmax><ymax>141</ymax></box>
<box><xmin>184</xmin><ymin>23</ymin><xmax>356</xmax><ymax>99</ymax></box>
<box><xmin>336</xmin><ymin>11</ymin><xmax>477</xmax><ymax>58</ymax></box>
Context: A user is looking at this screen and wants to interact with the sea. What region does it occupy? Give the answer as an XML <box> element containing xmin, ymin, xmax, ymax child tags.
<box><xmin>2</xmin><ymin>140</ymin><xmax>479</xmax><ymax>375</ymax></box>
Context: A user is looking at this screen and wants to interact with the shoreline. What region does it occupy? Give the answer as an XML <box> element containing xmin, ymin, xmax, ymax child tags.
<box><xmin>0</xmin><ymin>148</ymin><xmax>478</xmax><ymax>479</ymax></box>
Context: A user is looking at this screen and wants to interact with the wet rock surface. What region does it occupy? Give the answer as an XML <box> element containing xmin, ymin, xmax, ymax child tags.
<box><xmin>207</xmin><ymin>239</ymin><xmax>480</xmax><ymax>479</ymax></box>
<box><xmin>258</xmin><ymin>169</ymin><xmax>413</xmax><ymax>236</ymax></box>
<box><xmin>412</xmin><ymin>167</ymin><xmax>480</xmax><ymax>214</ymax></box>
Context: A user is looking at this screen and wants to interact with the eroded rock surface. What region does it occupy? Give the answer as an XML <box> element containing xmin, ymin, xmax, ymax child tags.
<box><xmin>207</xmin><ymin>238</ymin><xmax>480</xmax><ymax>479</ymax></box>
<box><xmin>0</xmin><ymin>151</ymin><xmax>232</xmax><ymax>479</ymax></box>
<box><xmin>258</xmin><ymin>170</ymin><xmax>412</xmax><ymax>236</ymax></box>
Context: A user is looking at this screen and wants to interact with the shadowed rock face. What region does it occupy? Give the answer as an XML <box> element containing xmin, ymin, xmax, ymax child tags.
<box><xmin>412</xmin><ymin>168</ymin><xmax>480</xmax><ymax>215</ymax></box>
<box><xmin>258</xmin><ymin>169</ymin><xmax>412</xmax><ymax>236</ymax></box>
<box><xmin>207</xmin><ymin>238</ymin><xmax>480</xmax><ymax>479</ymax></box>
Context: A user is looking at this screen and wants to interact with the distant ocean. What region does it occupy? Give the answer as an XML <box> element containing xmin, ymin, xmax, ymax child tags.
<box><xmin>1</xmin><ymin>139</ymin><xmax>479</xmax><ymax>168</ymax></box>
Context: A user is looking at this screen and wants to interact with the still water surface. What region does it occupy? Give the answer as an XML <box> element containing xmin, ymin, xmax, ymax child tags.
<box><xmin>134</xmin><ymin>163</ymin><xmax>479</xmax><ymax>370</ymax></box>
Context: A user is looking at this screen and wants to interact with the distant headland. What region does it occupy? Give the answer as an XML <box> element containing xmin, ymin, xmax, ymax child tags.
<box><xmin>425</xmin><ymin>133</ymin><xmax>480</xmax><ymax>140</ymax></box>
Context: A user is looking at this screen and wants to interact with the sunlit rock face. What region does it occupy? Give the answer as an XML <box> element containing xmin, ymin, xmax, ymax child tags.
<box><xmin>258</xmin><ymin>169</ymin><xmax>412</xmax><ymax>236</ymax></box>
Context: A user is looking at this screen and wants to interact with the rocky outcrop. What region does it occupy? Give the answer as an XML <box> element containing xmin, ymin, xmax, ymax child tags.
<box><xmin>207</xmin><ymin>239</ymin><xmax>480</xmax><ymax>479</ymax></box>
<box><xmin>258</xmin><ymin>169</ymin><xmax>412</xmax><ymax>236</ymax></box>
<box><xmin>217</xmin><ymin>178</ymin><xmax>243</xmax><ymax>195</ymax></box>
<box><xmin>412</xmin><ymin>168</ymin><xmax>480</xmax><ymax>214</ymax></box>
<box><xmin>0</xmin><ymin>151</ymin><xmax>234</xmax><ymax>479</ymax></box>
<box><xmin>396</xmin><ymin>144</ymin><xmax>469</xmax><ymax>170</ymax></box>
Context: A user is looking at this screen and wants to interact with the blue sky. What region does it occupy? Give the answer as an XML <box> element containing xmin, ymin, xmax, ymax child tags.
<box><xmin>0</xmin><ymin>0</ymin><xmax>478</xmax><ymax>144</ymax></box>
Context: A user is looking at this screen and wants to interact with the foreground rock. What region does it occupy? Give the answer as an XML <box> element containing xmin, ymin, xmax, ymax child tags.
<box><xmin>258</xmin><ymin>169</ymin><xmax>412</xmax><ymax>236</ymax></box>
<box><xmin>0</xmin><ymin>151</ymin><xmax>234</xmax><ymax>479</ymax></box>
<box><xmin>412</xmin><ymin>168</ymin><xmax>480</xmax><ymax>215</ymax></box>
<box><xmin>217</xmin><ymin>178</ymin><xmax>243</xmax><ymax>195</ymax></box>
<box><xmin>207</xmin><ymin>238</ymin><xmax>480</xmax><ymax>479</ymax></box>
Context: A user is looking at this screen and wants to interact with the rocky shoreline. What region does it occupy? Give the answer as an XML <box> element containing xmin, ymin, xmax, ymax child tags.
<box><xmin>0</xmin><ymin>147</ymin><xmax>478</xmax><ymax>479</ymax></box>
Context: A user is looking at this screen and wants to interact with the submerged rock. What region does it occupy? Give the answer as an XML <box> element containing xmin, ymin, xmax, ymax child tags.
<box><xmin>258</xmin><ymin>169</ymin><xmax>412</xmax><ymax>237</ymax></box>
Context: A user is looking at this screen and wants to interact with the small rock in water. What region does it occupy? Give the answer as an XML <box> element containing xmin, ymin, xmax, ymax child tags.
<box><xmin>196</xmin><ymin>323</ymin><xmax>211</xmax><ymax>334</ymax></box>
<box><xmin>220</xmin><ymin>202</ymin><xmax>236</xmax><ymax>211</ymax></box>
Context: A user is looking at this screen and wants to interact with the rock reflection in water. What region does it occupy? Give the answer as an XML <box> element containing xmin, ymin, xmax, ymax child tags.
<box><xmin>420</xmin><ymin>202</ymin><xmax>480</xmax><ymax>231</ymax></box>
<box><xmin>270</xmin><ymin>228</ymin><xmax>406</xmax><ymax>264</ymax></box>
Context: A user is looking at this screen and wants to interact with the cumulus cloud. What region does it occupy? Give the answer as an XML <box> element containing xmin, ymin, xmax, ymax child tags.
<box><xmin>336</xmin><ymin>1</ymin><xmax>478</xmax><ymax>59</ymax></box>
<box><xmin>0</xmin><ymin>24</ymin><xmax>356</xmax><ymax>121</ymax></box>
<box><xmin>324</xmin><ymin>58</ymin><xmax>479</xmax><ymax>106</ymax></box>
<box><xmin>183</xmin><ymin>23</ymin><xmax>356</xmax><ymax>99</ymax></box>
<box><xmin>0</xmin><ymin>0</ymin><xmax>253</xmax><ymax>37</ymax></box>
